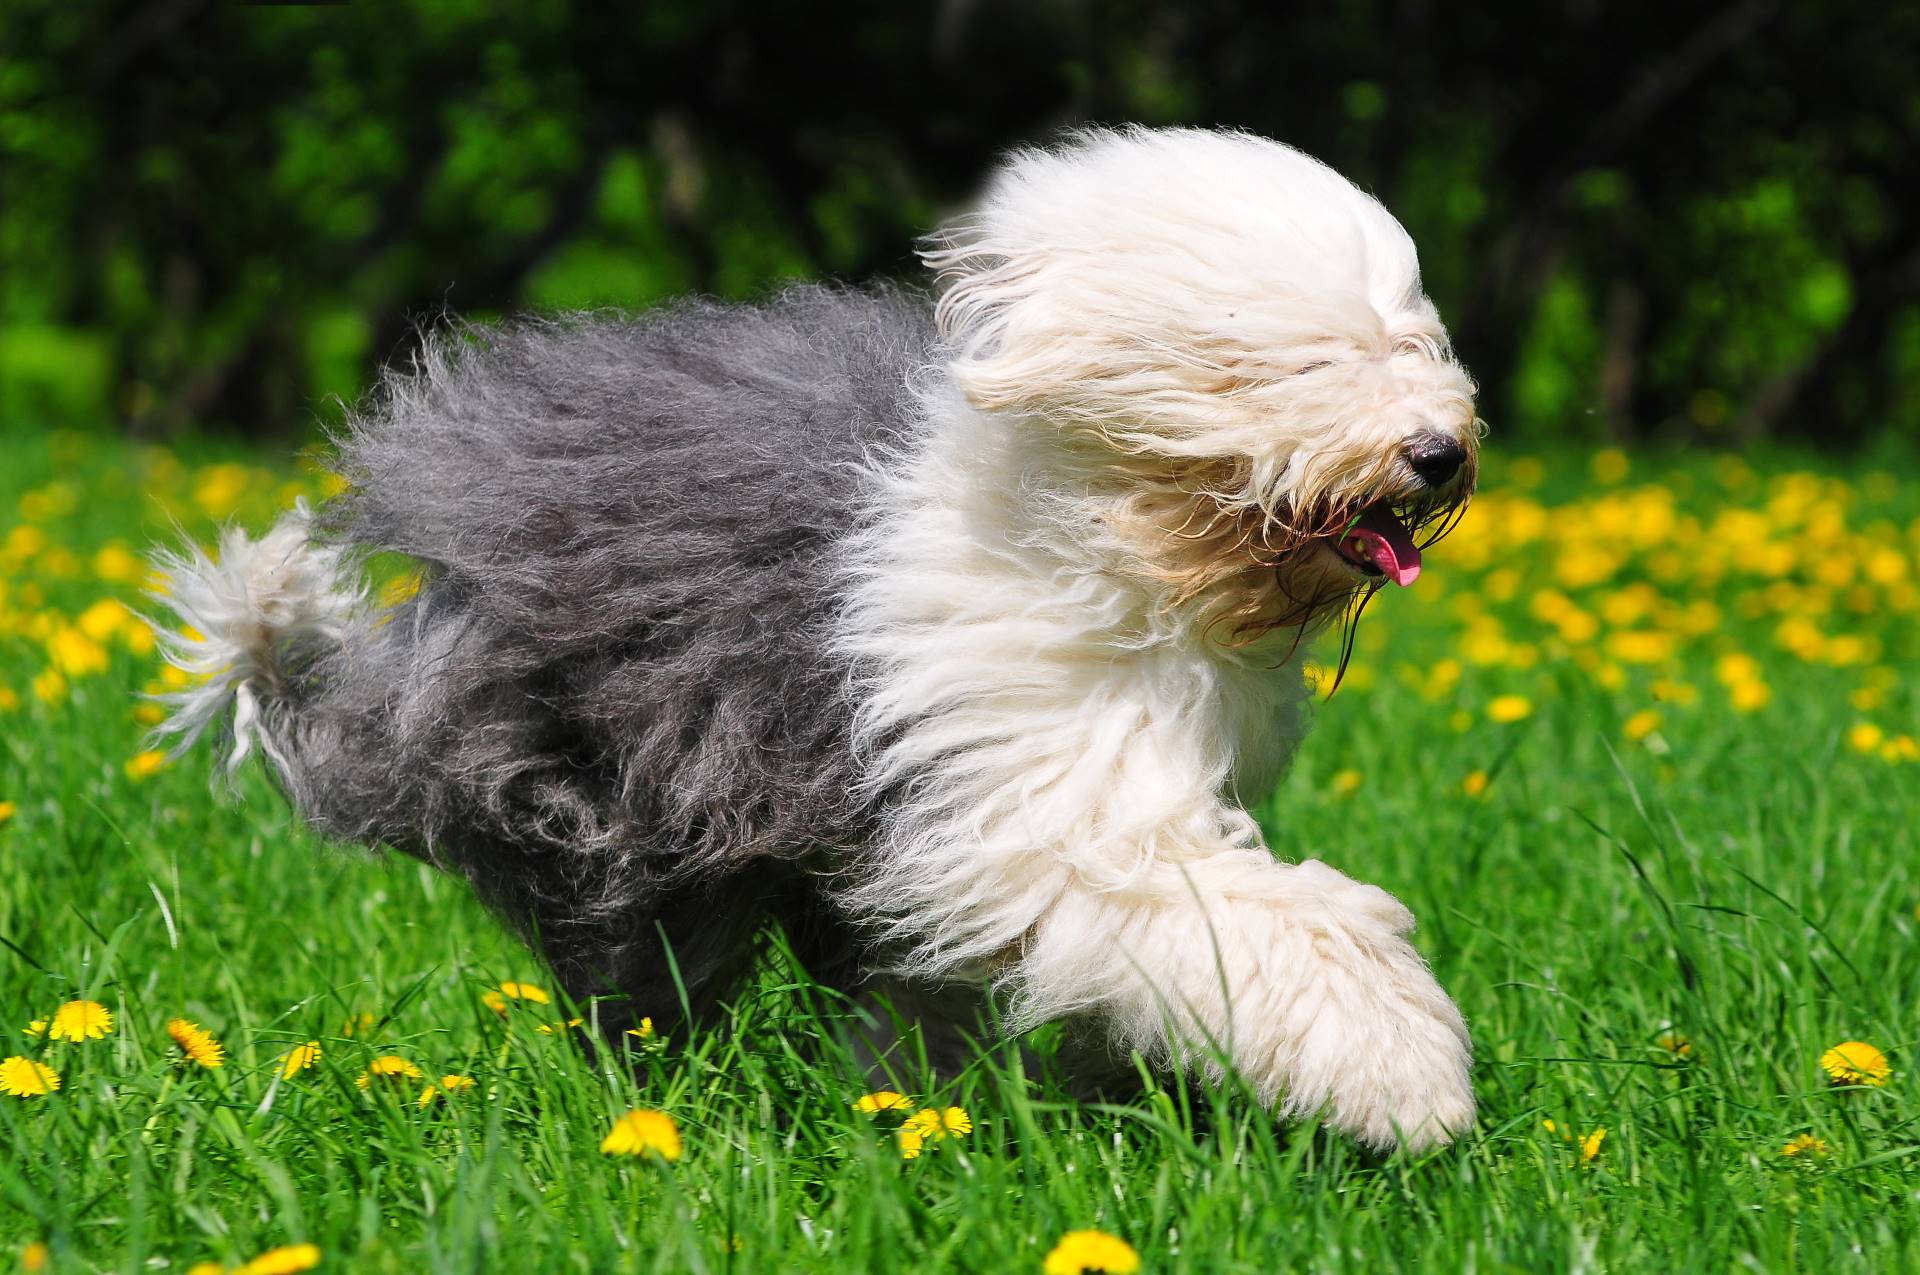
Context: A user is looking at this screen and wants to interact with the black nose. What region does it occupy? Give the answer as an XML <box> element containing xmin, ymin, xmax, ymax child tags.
<box><xmin>1405</xmin><ymin>432</ymin><xmax>1467</xmax><ymax>487</ymax></box>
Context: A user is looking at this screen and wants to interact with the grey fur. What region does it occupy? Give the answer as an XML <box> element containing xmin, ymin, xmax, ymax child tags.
<box><xmin>246</xmin><ymin>285</ymin><xmax>936</xmax><ymax>1030</ymax></box>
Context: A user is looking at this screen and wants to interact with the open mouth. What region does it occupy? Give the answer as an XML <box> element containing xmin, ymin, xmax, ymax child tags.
<box><xmin>1331</xmin><ymin>502</ymin><xmax>1423</xmax><ymax>587</ymax></box>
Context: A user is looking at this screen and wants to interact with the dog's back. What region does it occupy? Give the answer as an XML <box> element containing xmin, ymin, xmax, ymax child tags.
<box><xmin>162</xmin><ymin>285</ymin><xmax>935</xmax><ymax>1021</ymax></box>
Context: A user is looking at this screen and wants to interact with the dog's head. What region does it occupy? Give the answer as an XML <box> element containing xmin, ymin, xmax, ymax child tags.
<box><xmin>925</xmin><ymin>127</ymin><xmax>1479</xmax><ymax>655</ymax></box>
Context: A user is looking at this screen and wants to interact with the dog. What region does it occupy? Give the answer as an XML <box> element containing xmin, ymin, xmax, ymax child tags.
<box><xmin>149</xmin><ymin>127</ymin><xmax>1480</xmax><ymax>1152</ymax></box>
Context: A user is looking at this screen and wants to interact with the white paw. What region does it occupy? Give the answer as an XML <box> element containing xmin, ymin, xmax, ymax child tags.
<box><xmin>1261</xmin><ymin>865</ymin><xmax>1474</xmax><ymax>1151</ymax></box>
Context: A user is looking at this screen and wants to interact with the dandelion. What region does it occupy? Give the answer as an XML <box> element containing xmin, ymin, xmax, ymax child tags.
<box><xmin>1781</xmin><ymin>1133</ymin><xmax>1830</xmax><ymax>1157</ymax></box>
<box><xmin>1849</xmin><ymin>722</ymin><xmax>1887</xmax><ymax>753</ymax></box>
<box><xmin>1820</xmin><ymin>1041</ymin><xmax>1890</xmax><ymax>1087</ymax></box>
<box><xmin>908</xmin><ymin>1106</ymin><xmax>973</xmax><ymax>1140</ymax></box>
<box><xmin>340</xmin><ymin>1012</ymin><xmax>377</xmax><ymax>1037</ymax></box>
<box><xmin>167</xmin><ymin>1018</ymin><xmax>226</xmax><ymax>1068</ymax></box>
<box><xmin>1461</xmin><ymin>770</ymin><xmax>1490</xmax><ymax>798</ymax></box>
<box><xmin>1329</xmin><ymin>768</ymin><xmax>1362</xmax><ymax>797</ymax></box>
<box><xmin>280</xmin><ymin>1041</ymin><xmax>322</xmax><ymax>1078</ymax></box>
<box><xmin>21</xmin><ymin>1241</ymin><xmax>48</xmax><ymax>1272</ymax></box>
<box><xmin>1729</xmin><ymin>678</ymin><xmax>1772</xmax><ymax>712</ymax></box>
<box><xmin>124</xmin><ymin>750</ymin><xmax>167</xmax><ymax>781</ymax></box>
<box><xmin>48</xmin><ymin>999</ymin><xmax>113</xmax><ymax>1042</ymax></box>
<box><xmin>1543</xmin><ymin>1119</ymin><xmax>1606</xmax><ymax>1166</ymax></box>
<box><xmin>854</xmin><ymin>1090</ymin><xmax>911</xmax><ymax>1115</ymax></box>
<box><xmin>30</xmin><ymin>669</ymin><xmax>64</xmax><ymax>705</ymax></box>
<box><xmin>0</xmin><ymin>1057</ymin><xmax>59</xmax><ymax>1097</ymax></box>
<box><xmin>626</xmin><ymin>1017</ymin><xmax>654</xmax><ymax>1041</ymax></box>
<box><xmin>0</xmin><ymin>801</ymin><xmax>14</xmax><ymax>826</ymax></box>
<box><xmin>1590</xmin><ymin>448</ymin><xmax>1630</xmax><ymax>484</ymax></box>
<box><xmin>481</xmin><ymin>981</ymin><xmax>551</xmax><ymax>1015</ymax></box>
<box><xmin>1654</xmin><ymin>1033</ymin><xmax>1694</xmax><ymax>1059</ymax></box>
<box><xmin>1623</xmin><ymin>709</ymin><xmax>1662</xmax><ymax>742</ymax></box>
<box><xmin>600</xmin><ymin>1108</ymin><xmax>683</xmax><ymax>1160</ymax></box>
<box><xmin>536</xmin><ymin>1017</ymin><xmax>585</xmax><ymax>1035</ymax></box>
<box><xmin>417</xmin><ymin>1074</ymin><xmax>476</xmax><ymax>1107</ymax></box>
<box><xmin>897</xmin><ymin>1125</ymin><xmax>926</xmax><ymax>1160</ymax></box>
<box><xmin>356</xmin><ymin>1055</ymin><xmax>424</xmax><ymax>1089</ymax></box>
<box><xmin>23</xmin><ymin>1020</ymin><xmax>45</xmax><ymax>1038</ymax></box>
<box><xmin>1042</xmin><ymin>1229</ymin><xmax>1140</xmax><ymax>1275</ymax></box>
<box><xmin>233</xmin><ymin>1243</ymin><xmax>323</xmax><ymax>1275</ymax></box>
<box><xmin>1486</xmin><ymin>694</ymin><xmax>1533</xmax><ymax>723</ymax></box>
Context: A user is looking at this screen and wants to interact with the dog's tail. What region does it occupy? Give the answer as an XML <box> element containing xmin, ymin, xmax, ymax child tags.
<box><xmin>145</xmin><ymin>501</ymin><xmax>368</xmax><ymax>774</ymax></box>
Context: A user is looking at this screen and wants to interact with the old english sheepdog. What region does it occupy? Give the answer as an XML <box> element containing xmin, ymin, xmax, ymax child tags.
<box><xmin>148</xmin><ymin>127</ymin><xmax>1481</xmax><ymax>1151</ymax></box>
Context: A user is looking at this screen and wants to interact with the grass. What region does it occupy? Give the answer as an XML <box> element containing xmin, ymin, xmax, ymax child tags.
<box><xmin>1</xmin><ymin>423</ymin><xmax>1917</xmax><ymax>1272</ymax></box>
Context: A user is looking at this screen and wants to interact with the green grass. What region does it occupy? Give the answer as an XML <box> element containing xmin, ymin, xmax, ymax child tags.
<box><xmin>2</xmin><ymin>425</ymin><xmax>1917</xmax><ymax>1272</ymax></box>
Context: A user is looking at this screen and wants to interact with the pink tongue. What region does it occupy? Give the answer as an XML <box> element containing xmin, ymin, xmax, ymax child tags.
<box><xmin>1343</xmin><ymin>505</ymin><xmax>1422</xmax><ymax>586</ymax></box>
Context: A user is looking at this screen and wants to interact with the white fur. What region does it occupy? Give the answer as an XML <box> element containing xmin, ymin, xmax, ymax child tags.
<box><xmin>924</xmin><ymin>127</ymin><xmax>1478</xmax><ymax>522</ymax></box>
<box><xmin>839</xmin><ymin>128</ymin><xmax>1476</xmax><ymax>1151</ymax></box>
<box><xmin>147</xmin><ymin>502</ymin><xmax>364</xmax><ymax>771</ymax></box>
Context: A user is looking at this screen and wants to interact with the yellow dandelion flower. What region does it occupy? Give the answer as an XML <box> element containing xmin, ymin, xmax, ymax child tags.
<box><xmin>0</xmin><ymin>1057</ymin><xmax>59</xmax><ymax>1097</ymax></box>
<box><xmin>417</xmin><ymin>1074</ymin><xmax>476</xmax><ymax>1107</ymax></box>
<box><xmin>1820</xmin><ymin>1040</ymin><xmax>1890</xmax><ymax>1086</ymax></box>
<box><xmin>1729</xmin><ymin>678</ymin><xmax>1771</xmax><ymax>712</ymax></box>
<box><xmin>48</xmin><ymin>999</ymin><xmax>113</xmax><ymax>1042</ymax></box>
<box><xmin>481</xmin><ymin>981</ymin><xmax>551</xmax><ymax>1015</ymax></box>
<box><xmin>626</xmin><ymin>1017</ymin><xmax>654</xmax><ymax>1040</ymax></box>
<box><xmin>896</xmin><ymin>1125</ymin><xmax>926</xmax><ymax>1160</ymax></box>
<box><xmin>907</xmin><ymin>1106</ymin><xmax>973</xmax><ymax>1141</ymax></box>
<box><xmin>1042</xmin><ymin>1229</ymin><xmax>1140</xmax><ymax>1275</ymax></box>
<box><xmin>22</xmin><ymin>1240</ymin><xmax>48</xmax><ymax>1272</ymax></box>
<box><xmin>356</xmin><ymin>1055</ymin><xmax>424</xmax><ymax>1089</ymax></box>
<box><xmin>1486</xmin><ymin>694</ymin><xmax>1533</xmax><ymax>723</ymax></box>
<box><xmin>133</xmin><ymin>702</ymin><xmax>166</xmax><ymax>727</ymax></box>
<box><xmin>1714</xmin><ymin>652</ymin><xmax>1760</xmax><ymax>685</ymax></box>
<box><xmin>1542</xmin><ymin>1119</ymin><xmax>1606</xmax><ymax>1165</ymax></box>
<box><xmin>854</xmin><ymin>1090</ymin><xmax>911</xmax><ymax>1115</ymax></box>
<box><xmin>0</xmin><ymin>801</ymin><xmax>14</xmax><ymax>826</ymax></box>
<box><xmin>233</xmin><ymin>1243</ymin><xmax>323</xmax><ymax>1275</ymax></box>
<box><xmin>1781</xmin><ymin>1133</ymin><xmax>1830</xmax><ymax>1158</ymax></box>
<box><xmin>77</xmin><ymin>598</ymin><xmax>132</xmax><ymax>643</ymax></box>
<box><xmin>1329</xmin><ymin>768</ymin><xmax>1362</xmax><ymax>797</ymax></box>
<box><xmin>1654</xmin><ymin>1033</ymin><xmax>1694</xmax><ymax>1059</ymax></box>
<box><xmin>23</xmin><ymin>1020</ymin><xmax>45</xmax><ymax>1038</ymax></box>
<box><xmin>94</xmin><ymin>543</ymin><xmax>144</xmax><ymax>583</ymax></box>
<box><xmin>600</xmin><ymin>1108</ymin><xmax>683</xmax><ymax>1160</ymax></box>
<box><xmin>1590</xmin><ymin>448</ymin><xmax>1630</xmax><ymax>485</ymax></box>
<box><xmin>1848</xmin><ymin>722</ymin><xmax>1885</xmax><ymax>754</ymax></box>
<box><xmin>1623</xmin><ymin>709</ymin><xmax>1662</xmax><ymax>742</ymax></box>
<box><xmin>31</xmin><ymin>668</ymin><xmax>66</xmax><ymax>705</ymax></box>
<box><xmin>281</xmin><ymin>1041</ymin><xmax>322</xmax><ymax>1078</ymax></box>
<box><xmin>185</xmin><ymin>1265</ymin><xmax>225</xmax><ymax>1275</ymax></box>
<box><xmin>48</xmin><ymin>626</ymin><xmax>109</xmax><ymax>678</ymax></box>
<box><xmin>167</xmin><ymin>1018</ymin><xmax>226</xmax><ymax>1068</ymax></box>
<box><xmin>0</xmin><ymin>687</ymin><xmax>17</xmax><ymax>713</ymax></box>
<box><xmin>1461</xmin><ymin>770</ymin><xmax>1490</xmax><ymax>798</ymax></box>
<box><xmin>124</xmin><ymin>750</ymin><xmax>168</xmax><ymax>781</ymax></box>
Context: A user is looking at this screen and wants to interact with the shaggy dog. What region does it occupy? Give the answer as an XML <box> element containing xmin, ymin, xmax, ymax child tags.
<box><xmin>149</xmin><ymin>127</ymin><xmax>1480</xmax><ymax>1152</ymax></box>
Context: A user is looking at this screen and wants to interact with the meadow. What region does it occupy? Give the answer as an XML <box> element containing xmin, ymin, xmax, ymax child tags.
<box><xmin>0</xmin><ymin>422</ymin><xmax>1915</xmax><ymax>1272</ymax></box>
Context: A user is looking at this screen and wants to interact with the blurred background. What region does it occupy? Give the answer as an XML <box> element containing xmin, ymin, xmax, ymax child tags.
<box><xmin>3</xmin><ymin>0</ymin><xmax>1917</xmax><ymax>451</ymax></box>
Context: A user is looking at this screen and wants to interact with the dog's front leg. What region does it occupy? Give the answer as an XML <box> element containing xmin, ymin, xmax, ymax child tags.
<box><xmin>1014</xmin><ymin>848</ymin><xmax>1474</xmax><ymax>1152</ymax></box>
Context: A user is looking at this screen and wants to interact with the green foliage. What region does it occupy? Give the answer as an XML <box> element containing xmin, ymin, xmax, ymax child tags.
<box><xmin>1</xmin><ymin>424</ymin><xmax>1917</xmax><ymax>1270</ymax></box>
<box><xmin>2</xmin><ymin>2</ymin><xmax>1916</xmax><ymax>444</ymax></box>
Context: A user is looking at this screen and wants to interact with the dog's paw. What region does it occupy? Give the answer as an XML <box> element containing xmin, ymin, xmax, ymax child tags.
<box><xmin>1257</xmin><ymin>864</ymin><xmax>1474</xmax><ymax>1152</ymax></box>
